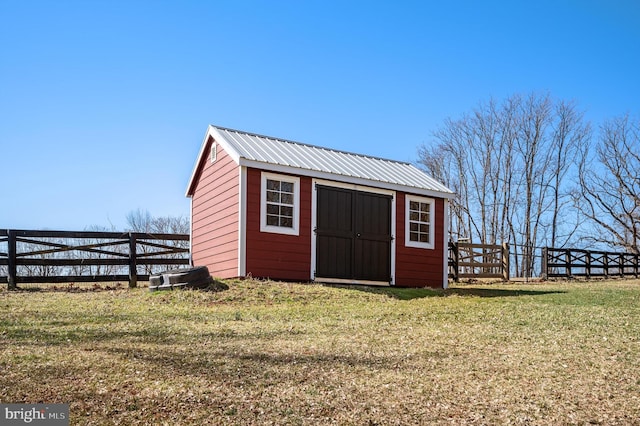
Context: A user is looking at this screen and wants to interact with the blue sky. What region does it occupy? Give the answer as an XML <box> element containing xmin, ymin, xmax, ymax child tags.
<box><xmin>1</xmin><ymin>0</ymin><xmax>639</xmax><ymax>231</ymax></box>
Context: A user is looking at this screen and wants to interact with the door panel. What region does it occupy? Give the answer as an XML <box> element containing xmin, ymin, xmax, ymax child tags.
<box><xmin>317</xmin><ymin>235</ymin><xmax>352</xmax><ymax>278</ymax></box>
<box><xmin>316</xmin><ymin>185</ymin><xmax>391</xmax><ymax>282</ymax></box>
<box><xmin>316</xmin><ymin>186</ymin><xmax>354</xmax><ymax>279</ymax></box>
<box><xmin>316</xmin><ymin>186</ymin><xmax>353</xmax><ymax>234</ymax></box>
<box><xmin>353</xmin><ymin>191</ymin><xmax>391</xmax><ymax>281</ymax></box>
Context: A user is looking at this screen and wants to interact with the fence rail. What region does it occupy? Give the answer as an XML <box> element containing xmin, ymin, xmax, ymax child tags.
<box><xmin>0</xmin><ymin>229</ymin><xmax>190</xmax><ymax>289</ymax></box>
<box><xmin>448</xmin><ymin>242</ymin><xmax>509</xmax><ymax>282</ymax></box>
<box><xmin>542</xmin><ymin>247</ymin><xmax>640</xmax><ymax>279</ymax></box>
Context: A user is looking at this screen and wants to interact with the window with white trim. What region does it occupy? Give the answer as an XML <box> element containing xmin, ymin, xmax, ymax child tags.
<box><xmin>260</xmin><ymin>172</ymin><xmax>300</xmax><ymax>235</ymax></box>
<box><xmin>405</xmin><ymin>195</ymin><xmax>435</xmax><ymax>249</ymax></box>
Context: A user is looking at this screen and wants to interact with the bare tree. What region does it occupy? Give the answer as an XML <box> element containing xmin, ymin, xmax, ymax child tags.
<box><xmin>574</xmin><ymin>114</ymin><xmax>640</xmax><ymax>253</ymax></box>
<box><xmin>69</xmin><ymin>224</ymin><xmax>122</xmax><ymax>277</ymax></box>
<box><xmin>418</xmin><ymin>143</ymin><xmax>467</xmax><ymax>241</ymax></box>
<box><xmin>423</xmin><ymin>101</ymin><xmax>504</xmax><ymax>244</ymax></box>
<box><xmin>513</xmin><ymin>93</ymin><xmax>553</xmax><ymax>278</ymax></box>
<box><xmin>126</xmin><ymin>209</ymin><xmax>189</xmax><ymax>235</ymax></box>
<box><xmin>149</xmin><ymin>215</ymin><xmax>189</xmax><ymax>235</ymax></box>
<box><xmin>126</xmin><ymin>209</ymin><xmax>190</xmax><ymax>274</ymax></box>
<box><xmin>418</xmin><ymin>93</ymin><xmax>591</xmax><ymax>277</ymax></box>
<box><xmin>126</xmin><ymin>208</ymin><xmax>154</xmax><ymax>233</ymax></box>
<box><xmin>19</xmin><ymin>237</ymin><xmax>62</xmax><ymax>278</ymax></box>
<box><xmin>548</xmin><ymin>101</ymin><xmax>591</xmax><ymax>248</ymax></box>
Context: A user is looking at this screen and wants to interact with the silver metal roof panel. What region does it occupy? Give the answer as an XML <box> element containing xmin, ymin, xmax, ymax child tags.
<box><xmin>196</xmin><ymin>125</ymin><xmax>453</xmax><ymax>197</ymax></box>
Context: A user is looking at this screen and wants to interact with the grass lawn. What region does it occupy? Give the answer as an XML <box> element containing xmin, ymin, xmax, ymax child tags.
<box><xmin>1</xmin><ymin>279</ymin><xmax>639</xmax><ymax>425</ymax></box>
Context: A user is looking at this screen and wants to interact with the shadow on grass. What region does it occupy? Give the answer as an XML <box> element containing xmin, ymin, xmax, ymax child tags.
<box><xmin>343</xmin><ymin>285</ymin><xmax>566</xmax><ymax>300</ymax></box>
<box><xmin>446</xmin><ymin>287</ymin><xmax>566</xmax><ymax>299</ymax></box>
<box><xmin>103</xmin><ymin>344</ymin><xmax>435</xmax><ymax>380</ymax></box>
<box><xmin>5</xmin><ymin>283</ymin><xmax>127</xmax><ymax>292</ymax></box>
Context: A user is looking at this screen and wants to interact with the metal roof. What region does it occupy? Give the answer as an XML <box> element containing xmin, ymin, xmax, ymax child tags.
<box><xmin>187</xmin><ymin>125</ymin><xmax>454</xmax><ymax>198</ymax></box>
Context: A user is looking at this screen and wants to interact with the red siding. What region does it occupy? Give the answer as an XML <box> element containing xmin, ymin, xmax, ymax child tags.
<box><xmin>191</xmin><ymin>137</ymin><xmax>240</xmax><ymax>278</ymax></box>
<box><xmin>395</xmin><ymin>193</ymin><xmax>446</xmax><ymax>288</ymax></box>
<box><xmin>245</xmin><ymin>168</ymin><xmax>312</xmax><ymax>281</ymax></box>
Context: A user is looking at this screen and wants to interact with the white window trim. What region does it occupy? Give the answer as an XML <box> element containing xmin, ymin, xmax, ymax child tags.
<box><xmin>405</xmin><ymin>194</ymin><xmax>435</xmax><ymax>249</ymax></box>
<box><xmin>260</xmin><ymin>171</ymin><xmax>300</xmax><ymax>236</ymax></box>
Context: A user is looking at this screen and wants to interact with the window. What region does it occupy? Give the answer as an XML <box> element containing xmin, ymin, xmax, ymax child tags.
<box><xmin>405</xmin><ymin>195</ymin><xmax>435</xmax><ymax>249</ymax></box>
<box><xmin>260</xmin><ymin>172</ymin><xmax>300</xmax><ymax>235</ymax></box>
<box><xmin>210</xmin><ymin>141</ymin><xmax>217</xmax><ymax>163</ymax></box>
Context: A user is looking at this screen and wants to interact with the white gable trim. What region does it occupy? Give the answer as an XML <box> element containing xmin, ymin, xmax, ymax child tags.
<box><xmin>186</xmin><ymin>125</ymin><xmax>242</xmax><ymax>197</ymax></box>
<box><xmin>207</xmin><ymin>125</ymin><xmax>242</xmax><ymax>164</ymax></box>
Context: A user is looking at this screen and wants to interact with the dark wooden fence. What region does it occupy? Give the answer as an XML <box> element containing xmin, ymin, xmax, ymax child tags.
<box><xmin>449</xmin><ymin>242</ymin><xmax>510</xmax><ymax>282</ymax></box>
<box><xmin>0</xmin><ymin>229</ymin><xmax>190</xmax><ymax>289</ymax></box>
<box><xmin>542</xmin><ymin>247</ymin><xmax>640</xmax><ymax>279</ymax></box>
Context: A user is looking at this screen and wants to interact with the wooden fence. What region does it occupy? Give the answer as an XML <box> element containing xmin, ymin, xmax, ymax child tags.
<box><xmin>0</xmin><ymin>229</ymin><xmax>190</xmax><ymax>289</ymax></box>
<box><xmin>448</xmin><ymin>242</ymin><xmax>510</xmax><ymax>282</ymax></box>
<box><xmin>542</xmin><ymin>247</ymin><xmax>640</xmax><ymax>279</ymax></box>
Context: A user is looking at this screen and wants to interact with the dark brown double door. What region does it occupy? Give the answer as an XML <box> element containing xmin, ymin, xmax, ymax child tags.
<box><xmin>315</xmin><ymin>185</ymin><xmax>392</xmax><ymax>282</ymax></box>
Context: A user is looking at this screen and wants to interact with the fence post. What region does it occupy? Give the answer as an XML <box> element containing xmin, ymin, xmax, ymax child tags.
<box><xmin>619</xmin><ymin>253</ymin><xmax>624</xmax><ymax>277</ymax></box>
<box><xmin>7</xmin><ymin>230</ymin><xmax>17</xmax><ymax>290</ymax></box>
<box><xmin>541</xmin><ymin>247</ymin><xmax>548</xmax><ymax>280</ymax></box>
<box><xmin>449</xmin><ymin>242</ymin><xmax>459</xmax><ymax>282</ymax></box>
<box><xmin>502</xmin><ymin>243</ymin><xmax>510</xmax><ymax>282</ymax></box>
<box><xmin>128</xmin><ymin>233</ymin><xmax>137</xmax><ymax>288</ymax></box>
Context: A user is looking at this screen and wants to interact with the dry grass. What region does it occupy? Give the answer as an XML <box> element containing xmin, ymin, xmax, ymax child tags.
<box><xmin>1</xmin><ymin>279</ymin><xmax>639</xmax><ymax>425</ymax></box>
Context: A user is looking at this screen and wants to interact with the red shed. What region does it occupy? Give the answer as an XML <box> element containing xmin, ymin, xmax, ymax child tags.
<box><xmin>186</xmin><ymin>125</ymin><xmax>454</xmax><ymax>288</ymax></box>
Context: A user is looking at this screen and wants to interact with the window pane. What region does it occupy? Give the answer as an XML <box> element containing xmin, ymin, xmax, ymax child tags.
<box><xmin>281</xmin><ymin>182</ymin><xmax>294</xmax><ymax>193</ymax></box>
<box><xmin>420</xmin><ymin>203</ymin><xmax>430</xmax><ymax>213</ymax></box>
<box><xmin>267</xmin><ymin>179</ymin><xmax>280</xmax><ymax>191</ymax></box>
<box><xmin>409</xmin><ymin>211</ymin><xmax>419</xmax><ymax>221</ymax></box>
<box><xmin>420</xmin><ymin>223</ymin><xmax>429</xmax><ymax>234</ymax></box>
<box><xmin>410</xmin><ymin>222</ymin><xmax>419</xmax><ymax>232</ymax></box>
<box><xmin>409</xmin><ymin>201</ymin><xmax>419</xmax><ymax>211</ymax></box>
<box><xmin>266</xmin><ymin>191</ymin><xmax>280</xmax><ymax>203</ymax></box>
<box><xmin>267</xmin><ymin>215</ymin><xmax>279</xmax><ymax>226</ymax></box>
<box><xmin>281</xmin><ymin>193</ymin><xmax>294</xmax><ymax>205</ymax></box>
<box><xmin>280</xmin><ymin>206</ymin><xmax>293</xmax><ymax>217</ymax></box>
<box><xmin>419</xmin><ymin>233</ymin><xmax>429</xmax><ymax>243</ymax></box>
<box><xmin>267</xmin><ymin>204</ymin><xmax>279</xmax><ymax>215</ymax></box>
<box><xmin>420</xmin><ymin>212</ymin><xmax>429</xmax><ymax>223</ymax></box>
<box><xmin>410</xmin><ymin>231</ymin><xmax>419</xmax><ymax>242</ymax></box>
<box><xmin>280</xmin><ymin>217</ymin><xmax>293</xmax><ymax>228</ymax></box>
